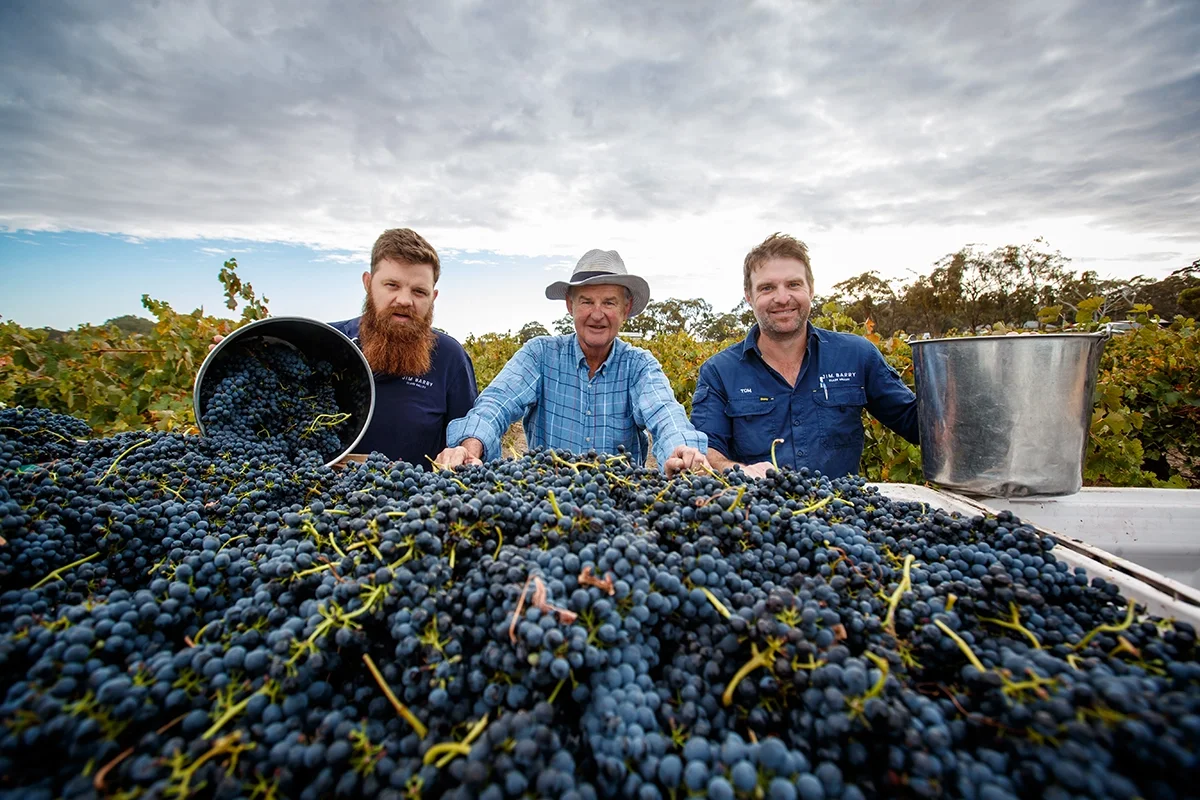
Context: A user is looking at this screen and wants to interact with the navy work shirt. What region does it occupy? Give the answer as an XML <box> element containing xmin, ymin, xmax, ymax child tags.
<box><xmin>328</xmin><ymin>318</ymin><xmax>478</xmax><ymax>466</ymax></box>
<box><xmin>690</xmin><ymin>323</ymin><xmax>919</xmax><ymax>478</ymax></box>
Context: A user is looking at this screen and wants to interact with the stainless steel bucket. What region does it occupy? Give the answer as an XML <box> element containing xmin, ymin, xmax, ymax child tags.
<box><xmin>193</xmin><ymin>317</ymin><xmax>376</xmax><ymax>466</ymax></box>
<box><xmin>910</xmin><ymin>333</ymin><xmax>1108</xmax><ymax>498</ymax></box>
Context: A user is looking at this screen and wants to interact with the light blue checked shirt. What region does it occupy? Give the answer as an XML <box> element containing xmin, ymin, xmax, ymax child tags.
<box><xmin>446</xmin><ymin>334</ymin><xmax>707</xmax><ymax>469</ymax></box>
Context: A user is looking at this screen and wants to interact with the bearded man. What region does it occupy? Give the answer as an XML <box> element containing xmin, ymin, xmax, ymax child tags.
<box><xmin>327</xmin><ymin>228</ymin><xmax>478</xmax><ymax>465</ymax></box>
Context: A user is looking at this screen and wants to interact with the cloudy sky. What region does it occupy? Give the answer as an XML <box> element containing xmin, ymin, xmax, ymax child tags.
<box><xmin>1</xmin><ymin>0</ymin><xmax>1197</xmax><ymax>338</ymax></box>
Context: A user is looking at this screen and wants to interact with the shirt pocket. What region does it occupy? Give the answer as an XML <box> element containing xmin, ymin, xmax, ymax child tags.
<box><xmin>813</xmin><ymin>385</ymin><xmax>867</xmax><ymax>449</ymax></box>
<box><xmin>724</xmin><ymin>397</ymin><xmax>779</xmax><ymax>458</ymax></box>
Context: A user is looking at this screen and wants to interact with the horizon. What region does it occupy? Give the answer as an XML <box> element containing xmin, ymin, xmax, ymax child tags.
<box><xmin>1</xmin><ymin>230</ymin><xmax>1192</xmax><ymax>338</ymax></box>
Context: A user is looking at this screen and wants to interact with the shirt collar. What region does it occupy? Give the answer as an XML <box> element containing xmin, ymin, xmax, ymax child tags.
<box><xmin>572</xmin><ymin>333</ymin><xmax>626</xmax><ymax>373</ymax></box>
<box><xmin>740</xmin><ymin>322</ymin><xmax>822</xmax><ymax>359</ymax></box>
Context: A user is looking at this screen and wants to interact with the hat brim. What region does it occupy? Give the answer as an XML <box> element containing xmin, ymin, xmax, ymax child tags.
<box><xmin>546</xmin><ymin>274</ymin><xmax>650</xmax><ymax>317</ymax></box>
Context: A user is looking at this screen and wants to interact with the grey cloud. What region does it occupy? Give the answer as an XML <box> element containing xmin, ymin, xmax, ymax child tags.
<box><xmin>0</xmin><ymin>0</ymin><xmax>1196</xmax><ymax>245</ymax></box>
<box><xmin>1081</xmin><ymin>251</ymin><xmax>1184</xmax><ymax>263</ymax></box>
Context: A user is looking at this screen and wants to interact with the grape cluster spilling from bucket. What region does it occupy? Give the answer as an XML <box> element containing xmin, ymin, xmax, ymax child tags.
<box><xmin>0</xmin><ymin>407</ymin><xmax>1197</xmax><ymax>800</ymax></box>
<box><xmin>198</xmin><ymin>339</ymin><xmax>355</xmax><ymax>463</ymax></box>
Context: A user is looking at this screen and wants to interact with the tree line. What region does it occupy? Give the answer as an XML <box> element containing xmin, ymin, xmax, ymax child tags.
<box><xmin>827</xmin><ymin>240</ymin><xmax>1200</xmax><ymax>338</ymax></box>
<box><xmin>502</xmin><ymin>240</ymin><xmax>1198</xmax><ymax>343</ymax></box>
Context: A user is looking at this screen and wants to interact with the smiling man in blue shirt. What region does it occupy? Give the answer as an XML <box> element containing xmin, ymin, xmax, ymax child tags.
<box><xmin>435</xmin><ymin>249</ymin><xmax>709</xmax><ymax>476</ymax></box>
<box><xmin>691</xmin><ymin>233</ymin><xmax>919</xmax><ymax>479</ymax></box>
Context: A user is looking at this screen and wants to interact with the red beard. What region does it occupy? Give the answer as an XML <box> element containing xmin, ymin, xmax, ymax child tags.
<box><xmin>358</xmin><ymin>292</ymin><xmax>437</xmax><ymax>377</ymax></box>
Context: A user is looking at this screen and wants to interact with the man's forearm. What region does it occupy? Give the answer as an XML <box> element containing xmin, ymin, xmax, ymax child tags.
<box><xmin>706</xmin><ymin>448</ymin><xmax>740</xmax><ymax>472</ymax></box>
<box><xmin>446</xmin><ymin>343</ymin><xmax>540</xmax><ymax>462</ymax></box>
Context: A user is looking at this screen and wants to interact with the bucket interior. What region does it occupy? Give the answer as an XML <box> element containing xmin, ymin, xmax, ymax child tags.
<box><xmin>192</xmin><ymin>317</ymin><xmax>376</xmax><ymax>466</ymax></box>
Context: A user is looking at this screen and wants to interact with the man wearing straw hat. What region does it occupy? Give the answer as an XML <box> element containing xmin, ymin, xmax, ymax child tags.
<box><xmin>435</xmin><ymin>249</ymin><xmax>709</xmax><ymax>476</ymax></box>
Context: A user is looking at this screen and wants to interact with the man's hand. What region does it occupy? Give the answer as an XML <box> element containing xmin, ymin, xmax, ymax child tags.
<box><xmin>705</xmin><ymin>449</ymin><xmax>774</xmax><ymax>480</ymax></box>
<box><xmin>739</xmin><ymin>461</ymin><xmax>775</xmax><ymax>480</ymax></box>
<box><xmin>434</xmin><ymin>438</ymin><xmax>485</xmax><ymax>469</ymax></box>
<box><xmin>664</xmin><ymin>445</ymin><xmax>710</xmax><ymax>477</ymax></box>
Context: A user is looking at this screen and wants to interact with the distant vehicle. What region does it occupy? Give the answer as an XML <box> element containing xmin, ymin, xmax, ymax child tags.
<box><xmin>1101</xmin><ymin>321</ymin><xmax>1138</xmax><ymax>335</ymax></box>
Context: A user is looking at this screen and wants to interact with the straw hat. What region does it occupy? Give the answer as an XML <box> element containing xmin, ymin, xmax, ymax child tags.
<box><xmin>544</xmin><ymin>249</ymin><xmax>651</xmax><ymax>317</ymax></box>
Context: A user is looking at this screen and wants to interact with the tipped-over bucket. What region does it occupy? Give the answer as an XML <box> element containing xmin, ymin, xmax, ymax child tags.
<box><xmin>192</xmin><ymin>317</ymin><xmax>376</xmax><ymax>466</ymax></box>
<box><xmin>911</xmin><ymin>333</ymin><xmax>1108</xmax><ymax>498</ymax></box>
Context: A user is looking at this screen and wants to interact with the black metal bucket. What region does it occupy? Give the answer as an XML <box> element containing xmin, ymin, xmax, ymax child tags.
<box><xmin>192</xmin><ymin>317</ymin><xmax>376</xmax><ymax>466</ymax></box>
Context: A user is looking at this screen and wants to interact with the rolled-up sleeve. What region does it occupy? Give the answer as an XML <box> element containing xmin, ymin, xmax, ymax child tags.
<box><xmin>690</xmin><ymin>361</ymin><xmax>733</xmax><ymax>459</ymax></box>
<box><xmin>865</xmin><ymin>348</ymin><xmax>920</xmax><ymax>444</ymax></box>
<box><xmin>446</xmin><ymin>340</ymin><xmax>543</xmax><ymax>461</ymax></box>
<box><xmin>628</xmin><ymin>351</ymin><xmax>707</xmax><ymax>469</ymax></box>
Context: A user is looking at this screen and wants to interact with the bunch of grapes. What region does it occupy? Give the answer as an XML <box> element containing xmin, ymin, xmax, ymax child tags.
<box><xmin>198</xmin><ymin>340</ymin><xmax>352</xmax><ymax>463</ymax></box>
<box><xmin>0</xmin><ymin>411</ymin><xmax>1197</xmax><ymax>799</ymax></box>
<box><xmin>0</xmin><ymin>407</ymin><xmax>92</xmax><ymax>469</ymax></box>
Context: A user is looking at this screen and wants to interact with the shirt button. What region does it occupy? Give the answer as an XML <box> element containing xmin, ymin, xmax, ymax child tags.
<box><xmin>586</xmin><ymin>437</ymin><xmax>591</xmax><ymax>442</ymax></box>
<box><xmin>793</xmin><ymin>419</ymin><xmax>800</xmax><ymax>426</ymax></box>
<box><xmin>586</xmin><ymin>411</ymin><xmax>592</xmax><ymax>416</ymax></box>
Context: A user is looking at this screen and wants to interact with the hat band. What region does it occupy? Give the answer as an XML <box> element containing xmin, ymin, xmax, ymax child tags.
<box><xmin>570</xmin><ymin>270</ymin><xmax>620</xmax><ymax>282</ymax></box>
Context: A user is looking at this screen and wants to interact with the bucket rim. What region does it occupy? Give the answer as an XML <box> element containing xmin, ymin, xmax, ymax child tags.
<box><xmin>909</xmin><ymin>331</ymin><xmax>1109</xmax><ymax>347</ymax></box>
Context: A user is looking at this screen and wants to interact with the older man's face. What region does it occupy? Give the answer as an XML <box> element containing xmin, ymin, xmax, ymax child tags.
<box><xmin>566</xmin><ymin>284</ymin><xmax>632</xmax><ymax>353</ymax></box>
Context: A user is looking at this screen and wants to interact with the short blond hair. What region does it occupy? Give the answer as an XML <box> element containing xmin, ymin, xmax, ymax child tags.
<box><xmin>743</xmin><ymin>233</ymin><xmax>814</xmax><ymax>295</ymax></box>
<box><xmin>371</xmin><ymin>228</ymin><xmax>441</xmax><ymax>283</ymax></box>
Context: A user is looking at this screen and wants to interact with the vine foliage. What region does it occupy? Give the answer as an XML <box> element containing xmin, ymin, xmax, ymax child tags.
<box><xmin>0</xmin><ymin>260</ymin><xmax>265</xmax><ymax>432</ymax></box>
<box><xmin>2</xmin><ymin>263</ymin><xmax>1196</xmax><ymax>486</ymax></box>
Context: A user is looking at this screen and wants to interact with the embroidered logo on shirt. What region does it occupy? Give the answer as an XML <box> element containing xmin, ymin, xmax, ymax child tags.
<box><xmin>821</xmin><ymin>371</ymin><xmax>858</xmax><ymax>384</ymax></box>
<box><xmin>739</xmin><ymin>388</ymin><xmax>752</xmax><ymax>393</ymax></box>
<box><xmin>401</xmin><ymin>377</ymin><xmax>434</xmax><ymax>389</ymax></box>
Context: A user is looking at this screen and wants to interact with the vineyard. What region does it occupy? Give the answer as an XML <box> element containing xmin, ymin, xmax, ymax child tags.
<box><xmin>2</xmin><ymin>261</ymin><xmax>1197</xmax><ymax>488</ymax></box>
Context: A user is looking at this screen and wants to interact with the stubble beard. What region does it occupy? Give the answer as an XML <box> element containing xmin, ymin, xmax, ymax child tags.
<box><xmin>359</xmin><ymin>291</ymin><xmax>437</xmax><ymax>377</ymax></box>
<box><xmin>758</xmin><ymin>305</ymin><xmax>810</xmax><ymax>343</ymax></box>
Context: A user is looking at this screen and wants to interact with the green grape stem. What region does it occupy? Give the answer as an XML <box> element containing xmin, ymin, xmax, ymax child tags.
<box><xmin>723</xmin><ymin>640</ymin><xmax>783</xmax><ymax>707</ymax></box>
<box><xmin>700</xmin><ymin>587</ymin><xmax>731</xmax><ymax>619</ymax></box>
<box><xmin>99</xmin><ymin>438</ymin><xmax>152</xmax><ymax>481</ymax></box>
<box><xmin>934</xmin><ymin>619</ymin><xmax>986</xmax><ymax>673</ymax></box>
<box><xmin>363</xmin><ymin>653</ymin><xmax>427</xmax><ymax>739</ymax></box>
<box><xmin>32</xmin><ymin>552</ymin><xmax>101</xmax><ymax>590</ymax></box>
<box><xmin>884</xmin><ymin>554</ymin><xmax>916</xmax><ymax>633</ymax></box>
<box><xmin>1073</xmin><ymin>597</ymin><xmax>1137</xmax><ymax>651</ymax></box>
<box><xmin>769</xmin><ymin>438</ymin><xmax>785</xmax><ymax>470</ymax></box>
<box><xmin>978</xmin><ymin>602</ymin><xmax>1042</xmax><ymax>649</ymax></box>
